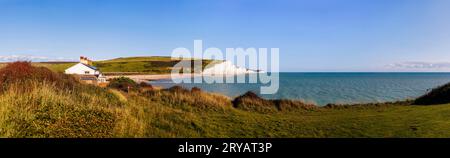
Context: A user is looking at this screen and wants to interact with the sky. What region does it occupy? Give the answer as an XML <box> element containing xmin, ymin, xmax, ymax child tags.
<box><xmin>1</xmin><ymin>0</ymin><xmax>450</xmax><ymax>72</ymax></box>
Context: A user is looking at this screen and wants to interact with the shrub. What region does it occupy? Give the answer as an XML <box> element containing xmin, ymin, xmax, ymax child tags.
<box><xmin>108</xmin><ymin>77</ymin><xmax>139</xmax><ymax>92</ymax></box>
<box><xmin>145</xmin><ymin>85</ymin><xmax>231</xmax><ymax>112</ymax></box>
<box><xmin>191</xmin><ymin>87</ymin><xmax>202</xmax><ymax>93</ymax></box>
<box><xmin>232</xmin><ymin>91</ymin><xmax>279</xmax><ymax>113</ymax></box>
<box><xmin>274</xmin><ymin>99</ymin><xmax>317</xmax><ymax>111</ymax></box>
<box><xmin>139</xmin><ymin>82</ymin><xmax>153</xmax><ymax>88</ymax></box>
<box><xmin>0</xmin><ymin>61</ymin><xmax>76</xmax><ymax>92</ymax></box>
<box><xmin>138</xmin><ymin>82</ymin><xmax>154</xmax><ymax>92</ymax></box>
<box><xmin>166</xmin><ymin>85</ymin><xmax>190</xmax><ymax>93</ymax></box>
<box><xmin>414</xmin><ymin>83</ymin><xmax>450</xmax><ymax>105</ymax></box>
<box><xmin>233</xmin><ymin>91</ymin><xmax>316</xmax><ymax>113</ymax></box>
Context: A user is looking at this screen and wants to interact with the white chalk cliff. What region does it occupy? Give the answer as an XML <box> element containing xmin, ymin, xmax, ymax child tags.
<box><xmin>202</xmin><ymin>61</ymin><xmax>258</xmax><ymax>75</ymax></box>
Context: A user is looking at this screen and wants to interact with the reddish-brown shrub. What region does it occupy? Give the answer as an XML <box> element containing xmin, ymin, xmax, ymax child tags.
<box><xmin>138</xmin><ymin>82</ymin><xmax>154</xmax><ymax>92</ymax></box>
<box><xmin>139</xmin><ymin>82</ymin><xmax>154</xmax><ymax>89</ymax></box>
<box><xmin>0</xmin><ymin>61</ymin><xmax>77</xmax><ymax>91</ymax></box>
<box><xmin>191</xmin><ymin>87</ymin><xmax>202</xmax><ymax>93</ymax></box>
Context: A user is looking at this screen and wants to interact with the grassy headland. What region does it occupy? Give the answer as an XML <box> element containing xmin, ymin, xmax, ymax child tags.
<box><xmin>1</xmin><ymin>62</ymin><xmax>450</xmax><ymax>138</ymax></box>
<box><xmin>2</xmin><ymin>56</ymin><xmax>217</xmax><ymax>75</ymax></box>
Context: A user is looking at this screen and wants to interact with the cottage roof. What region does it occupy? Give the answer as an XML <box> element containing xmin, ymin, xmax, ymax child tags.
<box><xmin>81</xmin><ymin>63</ymin><xmax>99</xmax><ymax>70</ymax></box>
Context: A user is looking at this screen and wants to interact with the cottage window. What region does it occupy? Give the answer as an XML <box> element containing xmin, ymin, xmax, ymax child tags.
<box><xmin>85</xmin><ymin>71</ymin><xmax>90</xmax><ymax>74</ymax></box>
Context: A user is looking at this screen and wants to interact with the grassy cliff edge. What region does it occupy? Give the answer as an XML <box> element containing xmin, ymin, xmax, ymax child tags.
<box><xmin>1</xmin><ymin>62</ymin><xmax>450</xmax><ymax>138</ymax></box>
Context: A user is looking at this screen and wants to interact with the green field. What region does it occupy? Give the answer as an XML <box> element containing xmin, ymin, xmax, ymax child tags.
<box><xmin>1</xmin><ymin>61</ymin><xmax>450</xmax><ymax>138</ymax></box>
<box><xmin>1</xmin><ymin>56</ymin><xmax>216</xmax><ymax>75</ymax></box>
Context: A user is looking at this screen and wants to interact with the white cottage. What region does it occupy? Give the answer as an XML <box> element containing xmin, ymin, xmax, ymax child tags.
<box><xmin>65</xmin><ymin>56</ymin><xmax>107</xmax><ymax>84</ymax></box>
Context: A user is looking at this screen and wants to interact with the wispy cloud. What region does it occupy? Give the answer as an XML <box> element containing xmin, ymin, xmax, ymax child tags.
<box><xmin>386</xmin><ymin>61</ymin><xmax>450</xmax><ymax>70</ymax></box>
<box><xmin>0</xmin><ymin>54</ymin><xmax>75</xmax><ymax>62</ymax></box>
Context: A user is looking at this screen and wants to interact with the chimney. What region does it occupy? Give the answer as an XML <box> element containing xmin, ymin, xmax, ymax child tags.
<box><xmin>87</xmin><ymin>59</ymin><xmax>93</xmax><ymax>65</ymax></box>
<box><xmin>80</xmin><ymin>56</ymin><xmax>90</xmax><ymax>65</ymax></box>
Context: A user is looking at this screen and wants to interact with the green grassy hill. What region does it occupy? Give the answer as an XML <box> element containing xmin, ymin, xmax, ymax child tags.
<box><xmin>94</xmin><ymin>56</ymin><xmax>216</xmax><ymax>75</ymax></box>
<box><xmin>2</xmin><ymin>62</ymin><xmax>450</xmax><ymax>138</ymax></box>
<box><xmin>7</xmin><ymin>56</ymin><xmax>217</xmax><ymax>75</ymax></box>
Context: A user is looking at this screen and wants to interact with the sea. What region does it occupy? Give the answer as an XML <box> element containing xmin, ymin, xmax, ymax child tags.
<box><xmin>149</xmin><ymin>73</ymin><xmax>450</xmax><ymax>106</ymax></box>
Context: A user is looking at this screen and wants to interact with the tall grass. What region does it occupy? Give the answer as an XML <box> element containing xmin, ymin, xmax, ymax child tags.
<box><xmin>0</xmin><ymin>62</ymin><xmax>138</xmax><ymax>137</ymax></box>
<box><xmin>0</xmin><ymin>62</ymin><xmax>258</xmax><ymax>137</ymax></box>
<box><xmin>0</xmin><ymin>81</ymin><xmax>118</xmax><ymax>137</ymax></box>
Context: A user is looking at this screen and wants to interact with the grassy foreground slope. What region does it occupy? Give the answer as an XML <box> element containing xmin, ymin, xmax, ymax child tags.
<box><xmin>1</xmin><ymin>62</ymin><xmax>450</xmax><ymax>138</ymax></box>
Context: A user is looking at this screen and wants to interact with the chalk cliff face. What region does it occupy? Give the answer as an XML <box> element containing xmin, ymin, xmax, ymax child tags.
<box><xmin>202</xmin><ymin>61</ymin><xmax>257</xmax><ymax>75</ymax></box>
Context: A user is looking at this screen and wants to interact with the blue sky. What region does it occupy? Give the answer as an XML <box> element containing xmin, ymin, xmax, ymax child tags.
<box><xmin>1</xmin><ymin>0</ymin><xmax>450</xmax><ymax>71</ymax></box>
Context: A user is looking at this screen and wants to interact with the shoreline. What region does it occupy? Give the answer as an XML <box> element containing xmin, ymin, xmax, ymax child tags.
<box><xmin>105</xmin><ymin>72</ymin><xmax>259</xmax><ymax>82</ymax></box>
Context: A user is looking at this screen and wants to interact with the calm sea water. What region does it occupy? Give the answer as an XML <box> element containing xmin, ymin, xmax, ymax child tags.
<box><xmin>149</xmin><ymin>73</ymin><xmax>450</xmax><ymax>106</ymax></box>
